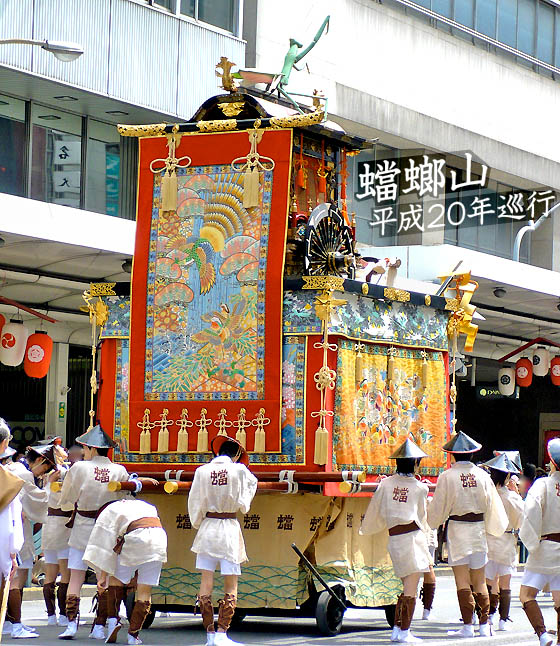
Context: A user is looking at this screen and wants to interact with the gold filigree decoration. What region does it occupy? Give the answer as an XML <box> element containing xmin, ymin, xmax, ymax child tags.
<box><xmin>117</xmin><ymin>123</ymin><xmax>167</xmax><ymax>137</ymax></box>
<box><xmin>196</xmin><ymin>119</ymin><xmax>238</xmax><ymax>133</ymax></box>
<box><xmin>302</xmin><ymin>275</ymin><xmax>345</xmax><ymax>291</ymax></box>
<box><xmin>314</xmin><ymin>365</ymin><xmax>337</xmax><ymax>391</ymax></box>
<box><xmin>233</xmin><ymin>408</ymin><xmax>251</xmax><ymax>449</ymax></box>
<box><xmin>361</xmin><ymin>283</ymin><xmax>369</xmax><ymax>295</ymax></box>
<box><xmin>218</xmin><ymin>101</ymin><xmax>245</xmax><ymax>117</ymax></box>
<box><xmin>118</xmin><ymin>107</ymin><xmax>325</xmax><ymax>139</ymax></box>
<box><xmin>215</xmin><ymin>408</ymin><xmax>233</xmax><ymax>437</ymax></box>
<box><xmin>384</xmin><ymin>287</ymin><xmax>411</xmax><ymax>302</ymax></box>
<box><xmin>270</xmin><ymin>108</ymin><xmax>325</xmax><ymax>129</ymax></box>
<box><xmin>424</xmin><ymin>294</ymin><xmax>431</xmax><ymax>306</ymax></box>
<box><xmin>314</xmin><ymin>292</ymin><xmax>347</xmax><ymax>321</ymax></box>
<box><xmin>445</xmin><ymin>297</ymin><xmax>460</xmax><ymax>311</ymax></box>
<box><xmin>138</xmin><ymin>409</ymin><xmax>155</xmax><ymax>454</ymax></box>
<box><xmin>90</xmin><ymin>282</ymin><xmax>116</xmax><ymax>297</ymax></box>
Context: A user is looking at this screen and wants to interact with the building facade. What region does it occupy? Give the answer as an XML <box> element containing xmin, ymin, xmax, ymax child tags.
<box><xmin>0</xmin><ymin>0</ymin><xmax>245</xmax><ymax>444</ymax></box>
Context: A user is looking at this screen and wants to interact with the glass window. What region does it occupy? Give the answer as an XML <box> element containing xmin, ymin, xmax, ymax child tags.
<box><xmin>455</xmin><ymin>0</ymin><xmax>475</xmax><ymax>27</ymax></box>
<box><xmin>537</xmin><ymin>1</ymin><xmax>554</xmax><ymax>63</ymax></box>
<box><xmin>475</xmin><ymin>0</ymin><xmax>497</xmax><ymax>37</ymax></box>
<box><xmin>31</xmin><ymin>105</ymin><xmax>82</xmax><ymax>209</ymax></box>
<box><xmin>198</xmin><ymin>0</ymin><xmax>236</xmax><ymax>32</ymax></box>
<box><xmin>0</xmin><ymin>94</ymin><xmax>26</xmax><ymax>198</ymax></box>
<box><xmin>154</xmin><ymin>0</ymin><xmax>175</xmax><ymax>10</ymax></box>
<box><xmin>497</xmin><ymin>0</ymin><xmax>518</xmax><ymax>47</ymax></box>
<box><xmin>517</xmin><ymin>0</ymin><xmax>536</xmax><ymax>55</ymax></box>
<box><xmin>180</xmin><ymin>0</ymin><xmax>195</xmax><ymax>16</ymax></box>
<box><xmin>86</xmin><ymin>120</ymin><xmax>121</xmax><ymax>218</ymax></box>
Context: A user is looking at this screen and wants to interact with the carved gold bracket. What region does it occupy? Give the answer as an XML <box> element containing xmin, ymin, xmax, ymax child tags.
<box><xmin>117</xmin><ymin>107</ymin><xmax>325</xmax><ymax>138</ymax></box>
<box><xmin>81</xmin><ymin>287</ymin><xmax>110</xmax><ymax>431</ymax></box>
<box><xmin>438</xmin><ymin>268</ymin><xmax>480</xmax><ymax>435</ymax></box>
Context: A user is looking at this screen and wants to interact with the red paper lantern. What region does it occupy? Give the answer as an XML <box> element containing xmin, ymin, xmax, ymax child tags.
<box><xmin>24</xmin><ymin>332</ymin><xmax>53</xmax><ymax>378</ymax></box>
<box><xmin>0</xmin><ymin>314</ymin><xmax>5</xmax><ymax>336</ymax></box>
<box><xmin>0</xmin><ymin>321</ymin><xmax>29</xmax><ymax>366</ymax></box>
<box><xmin>551</xmin><ymin>356</ymin><xmax>560</xmax><ymax>386</ymax></box>
<box><xmin>515</xmin><ymin>357</ymin><xmax>533</xmax><ymax>387</ymax></box>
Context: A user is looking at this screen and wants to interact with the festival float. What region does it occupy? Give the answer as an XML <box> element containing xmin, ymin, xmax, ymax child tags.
<box><xmin>80</xmin><ymin>47</ymin><xmax>479</xmax><ymax>635</ymax></box>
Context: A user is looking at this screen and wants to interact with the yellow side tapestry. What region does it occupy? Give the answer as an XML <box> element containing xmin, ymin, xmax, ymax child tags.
<box><xmin>334</xmin><ymin>340</ymin><xmax>448</xmax><ymax>475</ymax></box>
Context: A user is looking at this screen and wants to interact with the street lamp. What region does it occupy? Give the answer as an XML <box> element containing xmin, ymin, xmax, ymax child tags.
<box><xmin>0</xmin><ymin>39</ymin><xmax>83</xmax><ymax>62</ymax></box>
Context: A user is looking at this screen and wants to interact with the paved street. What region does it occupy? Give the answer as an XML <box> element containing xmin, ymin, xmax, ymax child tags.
<box><xmin>9</xmin><ymin>571</ymin><xmax>558</xmax><ymax>646</ymax></box>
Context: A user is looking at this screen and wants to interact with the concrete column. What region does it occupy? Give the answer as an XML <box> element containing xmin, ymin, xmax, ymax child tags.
<box><xmin>45</xmin><ymin>343</ymin><xmax>69</xmax><ymax>444</ymax></box>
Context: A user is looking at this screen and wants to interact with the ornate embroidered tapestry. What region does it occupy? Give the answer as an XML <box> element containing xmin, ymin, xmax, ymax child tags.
<box><xmin>333</xmin><ymin>340</ymin><xmax>448</xmax><ymax>475</ymax></box>
<box><xmin>284</xmin><ymin>290</ymin><xmax>449</xmax><ymax>351</ymax></box>
<box><xmin>128</xmin><ymin>131</ymin><xmax>292</xmax><ymax>455</ymax></box>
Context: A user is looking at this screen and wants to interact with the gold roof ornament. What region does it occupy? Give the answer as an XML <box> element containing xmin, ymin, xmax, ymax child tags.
<box><xmin>216</xmin><ymin>56</ymin><xmax>239</xmax><ymax>93</ymax></box>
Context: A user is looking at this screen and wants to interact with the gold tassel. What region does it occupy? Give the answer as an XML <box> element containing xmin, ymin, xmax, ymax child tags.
<box><xmin>157</xmin><ymin>427</ymin><xmax>169</xmax><ymax>453</ymax></box>
<box><xmin>254</xmin><ymin>428</ymin><xmax>265</xmax><ymax>452</ymax></box>
<box><xmin>243</xmin><ymin>167</ymin><xmax>260</xmax><ymax>208</ymax></box>
<box><xmin>252</xmin><ymin>408</ymin><xmax>269</xmax><ymax>453</ymax></box>
<box><xmin>196</xmin><ymin>428</ymin><xmax>208</xmax><ymax>452</ymax></box>
<box><xmin>387</xmin><ymin>353</ymin><xmax>395</xmax><ymax>383</ymax></box>
<box><xmin>421</xmin><ymin>351</ymin><xmax>429</xmax><ymax>389</ymax></box>
<box><xmin>137</xmin><ymin>409</ymin><xmax>152</xmax><ymax>454</ymax></box>
<box><xmin>196</xmin><ymin>408</ymin><xmax>210</xmax><ymax>452</ymax></box>
<box><xmin>161</xmin><ymin>171</ymin><xmax>178</xmax><ymax>211</ymax></box>
<box><xmin>314</xmin><ymin>426</ymin><xmax>329</xmax><ymax>465</ymax></box>
<box><xmin>235</xmin><ymin>408</ymin><xmax>248</xmax><ymax>449</ymax></box>
<box><xmin>139</xmin><ymin>430</ymin><xmax>151</xmax><ymax>454</ymax></box>
<box><xmin>355</xmin><ymin>351</ymin><xmax>363</xmax><ymax>389</ymax></box>
<box><xmin>176</xmin><ymin>429</ymin><xmax>189</xmax><ymax>453</ymax></box>
<box><xmin>236</xmin><ymin>427</ymin><xmax>247</xmax><ymax>449</ymax></box>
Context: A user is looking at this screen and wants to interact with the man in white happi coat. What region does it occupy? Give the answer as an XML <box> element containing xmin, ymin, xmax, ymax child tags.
<box><xmin>361</xmin><ymin>438</ymin><xmax>431</xmax><ymax>644</ymax></box>
<box><xmin>428</xmin><ymin>431</ymin><xmax>507</xmax><ymax>638</ymax></box>
<box><xmin>58</xmin><ymin>425</ymin><xmax>129</xmax><ymax>641</ymax></box>
<box><xmin>84</xmin><ymin>498</ymin><xmax>167</xmax><ymax>645</ymax></box>
<box><xmin>189</xmin><ymin>435</ymin><xmax>257</xmax><ymax>646</ymax></box>
<box><xmin>6</xmin><ymin>443</ymin><xmax>54</xmax><ymax>639</ymax></box>
<box><xmin>518</xmin><ymin>438</ymin><xmax>560</xmax><ymax>646</ymax></box>
<box><xmin>0</xmin><ymin>419</ymin><xmax>24</xmax><ymax>641</ymax></box>
<box><xmin>42</xmin><ymin>445</ymin><xmax>72</xmax><ymax>627</ymax></box>
<box><xmin>482</xmin><ymin>453</ymin><xmax>523</xmax><ymax>631</ymax></box>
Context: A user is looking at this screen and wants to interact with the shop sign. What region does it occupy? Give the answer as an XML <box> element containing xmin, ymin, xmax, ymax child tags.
<box><xmin>354</xmin><ymin>152</ymin><xmax>556</xmax><ymax>236</ymax></box>
<box><xmin>477</xmin><ymin>385</ymin><xmax>513</xmax><ymax>399</ymax></box>
<box><xmin>54</xmin><ymin>141</ymin><xmax>81</xmax><ymax>165</ymax></box>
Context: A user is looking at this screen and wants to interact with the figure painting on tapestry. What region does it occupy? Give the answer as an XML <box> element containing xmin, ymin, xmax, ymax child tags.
<box><xmin>146</xmin><ymin>167</ymin><xmax>271</xmax><ymax>400</ymax></box>
<box><xmin>334</xmin><ymin>341</ymin><xmax>448</xmax><ymax>474</ymax></box>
